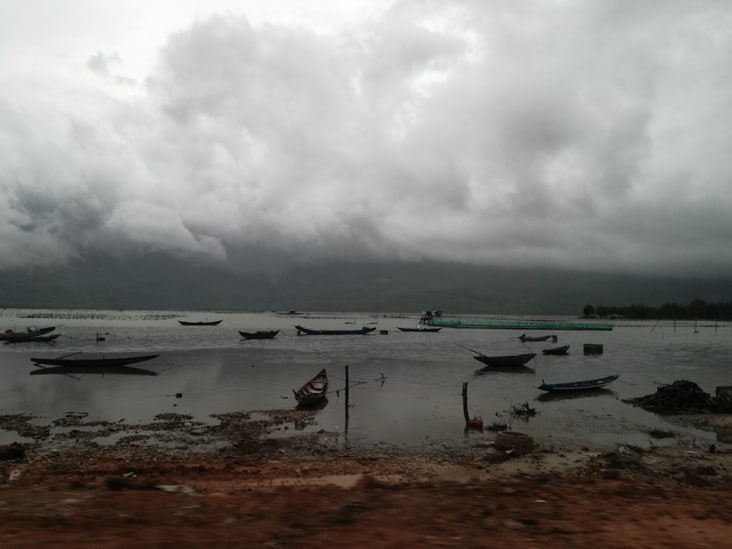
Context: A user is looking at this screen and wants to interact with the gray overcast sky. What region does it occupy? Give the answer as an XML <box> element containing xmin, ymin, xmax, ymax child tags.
<box><xmin>1</xmin><ymin>0</ymin><xmax>731</xmax><ymax>277</ymax></box>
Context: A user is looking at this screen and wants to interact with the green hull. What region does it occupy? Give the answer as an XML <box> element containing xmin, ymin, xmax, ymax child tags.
<box><xmin>426</xmin><ymin>318</ymin><xmax>613</xmax><ymax>331</ymax></box>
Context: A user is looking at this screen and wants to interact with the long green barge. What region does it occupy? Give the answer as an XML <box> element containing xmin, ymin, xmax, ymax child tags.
<box><xmin>426</xmin><ymin>318</ymin><xmax>613</xmax><ymax>331</ymax></box>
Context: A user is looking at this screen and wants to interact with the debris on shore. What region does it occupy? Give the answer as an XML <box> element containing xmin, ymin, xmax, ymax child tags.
<box><xmin>624</xmin><ymin>380</ymin><xmax>718</xmax><ymax>413</ymax></box>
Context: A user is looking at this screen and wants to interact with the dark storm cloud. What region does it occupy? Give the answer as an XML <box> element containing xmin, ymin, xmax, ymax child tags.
<box><xmin>1</xmin><ymin>1</ymin><xmax>732</xmax><ymax>276</ymax></box>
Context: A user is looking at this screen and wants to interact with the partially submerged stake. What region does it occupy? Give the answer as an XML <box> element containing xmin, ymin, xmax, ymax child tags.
<box><xmin>345</xmin><ymin>364</ymin><xmax>350</xmax><ymax>433</ymax></box>
<box><xmin>462</xmin><ymin>382</ymin><xmax>483</xmax><ymax>429</ymax></box>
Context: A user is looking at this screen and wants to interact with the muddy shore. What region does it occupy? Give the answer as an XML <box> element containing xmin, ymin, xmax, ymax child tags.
<box><xmin>1</xmin><ymin>409</ymin><xmax>732</xmax><ymax>547</ymax></box>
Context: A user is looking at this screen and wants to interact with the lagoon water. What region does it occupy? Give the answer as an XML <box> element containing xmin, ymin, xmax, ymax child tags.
<box><xmin>1</xmin><ymin>308</ymin><xmax>730</xmax><ymax>451</ymax></box>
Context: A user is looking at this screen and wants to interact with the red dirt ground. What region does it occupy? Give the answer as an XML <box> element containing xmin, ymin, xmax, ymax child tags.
<box><xmin>2</xmin><ymin>442</ymin><xmax>731</xmax><ymax>548</ymax></box>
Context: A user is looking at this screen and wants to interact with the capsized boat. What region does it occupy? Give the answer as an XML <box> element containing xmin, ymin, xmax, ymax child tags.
<box><xmin>293</xmin><ymin>368</ymin><xmax>329</xmax><ymax>406</ymax></box>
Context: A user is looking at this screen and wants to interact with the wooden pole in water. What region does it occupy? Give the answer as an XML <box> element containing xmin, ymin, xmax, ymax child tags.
<box><xmin>462</xmin><ymin>382</ymin><xmax>470</xmax><ymax>424</ymax></box>
<box><xmin>345</xmin><ymin>365</ymin><xmax>350</xmax><ymax>433</ymax></box>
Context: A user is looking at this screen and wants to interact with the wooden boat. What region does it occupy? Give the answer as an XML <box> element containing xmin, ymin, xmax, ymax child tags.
<box><xmin>473</xmin><ymin>352</ymin><xmax>536</xmax><ymax>369</ymax></box>
<box><xmin>456</xmin><ymin>343</ymin><xmax>536</xmax><ymax>370</ymax></box>
<box><xmin>4</xmin><ymin>333</ymin><xmax>60</xmax><ymax>344</ymax></box>
<box><xmin>30</xmin><ymin>353</ymin><xmax>160</xmax><ymax>368</ymax></box>
<box><xmin>0</xmin><ymin>326</ymin><xmax>56</xmax><ymax>342</ymax></box>
<box><xmin>542</xmin><ymin>344</ymin><xmax>570</xmax><ymax>355</ymax></box>
<box><xmin>295</xmin><ymin>325</ymin><xmax>376</xmax><ymax>336</ymax></box>
<box><xmin>293</xmin><ymin>368</ymin><xmax>328</xmax><ymax>406</ymax></box>
<box><xmin>519</xmin><ymin>334</ymin><xmax>557</xmax><ymax>342</ymax></box>
<box><xmin>178</xmin><ymin>320</ymin><xmax>222</xmax><ymax>326</ymax></box>
<box><xmin>31</xmin><ymin>365</ymin><xmax>158</xmax><ymax>376</ymax></box>
<box><xmin>537</xmin><ymin>373</ymin><xmax>619</xmax><ymax>393</ymax></box>
<box><xmin>397</xmin><ymin>327</ymin><xmax>442</xmax><ymax>333</ymax></box>
<box><xmin>239</xmin><ymin>329</ymin><xmax>279</xmax><ymax>340</ymax></box>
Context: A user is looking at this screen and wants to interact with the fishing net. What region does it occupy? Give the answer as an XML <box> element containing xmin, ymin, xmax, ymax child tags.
<box><xmin>624</xmin><ymin>380</ymin><xmax>716</xmax><ymax>413</ymax></box>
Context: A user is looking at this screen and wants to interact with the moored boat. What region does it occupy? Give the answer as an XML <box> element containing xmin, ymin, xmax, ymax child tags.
<box><xmin>178</xmin><ymin>320</ymin><xmax>222</xmax><ymax>326</ymax></box>
<box><xmin>293</xmin><ymin>368</ymin><xmax>329</xmax><ymax>407</ymax></box>
<box><xmin>4</xmin><ymin>333</ymin><xmax>61</xmax><ymax>344</ymax></box>
<box><xmin>239</xmin><ymin>330</ymin><xmax>280</xmax><ymax>340</ymax></box>
<box><xmin>537</xmin><ymin>373</ymin><xmax>619</xmax><ymax>393</ymax></box>
<box><xmin>295</xmin><ymin>325</ymin><xmax>376</xmax><ymax>336</ymax></box>
<box><xmin>519</xmin><ymin>334</ymin><xmax>557</xmax><ymax>342</ymax></box>
<box><xmin>30</xmin><ymin>365</ymin><xmax>158</xmax><ymax>376</ymax></box>
<box><xmin>473</xmin><ymin>352</ymin><xmax>536</xmax><ymax>369</ymax></box>
<box><xmin>397</xmin><ymin>327</ymin><xmax>442</xmax><ymax>333</ymax></box>
<box><xmin>0</xmin><ymin>326</ymin><xmax>56</xmax><ymax>342</ymax></box>
<box><xmin>542</xmin><ymin>344</ymin><xmax>570</xmax><ymax>355</ymax></box>
<box><xmin>30</xmin><ymin>353</ymin><xmax>160</xmax><ymax>368</ymax></box>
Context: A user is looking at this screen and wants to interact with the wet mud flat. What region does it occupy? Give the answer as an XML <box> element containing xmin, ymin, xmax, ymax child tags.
<box><xmin>1</xmin><ymin>408</ymin><xmax>732</xmax><ymax>547</ymax></box>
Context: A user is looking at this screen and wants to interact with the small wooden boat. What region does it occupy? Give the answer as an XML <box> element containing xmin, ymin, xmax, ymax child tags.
<box><xmin>31</xmin><ymin>365</ymin><xmax>158</xmax><ymax>376</ymax></box>
<box><xmin>542</xmin><ymin>344</ymin><xmax>570</xmax><ymax>355</ymax></box>
<box><xmin>295</xmin><ymin>325</ymin><xmax>376</xmax><ymax>336</ymax></box>
<box><xmin>178</xmin><ymin>320</ymin><xmax>222</xmax><ymax>326</ymax></box>
<box><xmin>397</xmin><ymin>327</ymin><xmax>442</xmax><ymax>333</ymax></box>
<box><xmin>4</xmin><ymin>333</ymin><xmax>61</xmax><ymax>344</ymax></box>
<box><xmin>293</xmin><ymin>368</ymin><xmax>329</xmax><ymax>406</ymax></box>
<box><xmin>519</xmin><ymin>334</ymin><xmax>557</xmax><ymax>342</ymax></box>
<box><xmin>30</xmin><ymin>353</ymin><xmax>160</xmax><ymax>368</ymax></box>
<box><xmin>537</xmin><ymin>373</ymin><xmax>619</xmax><ymax>393</ymax></box>
<box><xmin>473</xmin><ymin>352</ymin><xmax>536</xmax><ymax>369</ymax></box>
<box><xmin>0</xmin><ymin>326</ymin><xmax>56</xmax><ymax>342</ymax></box>
<box><xmin>239</xmin><ymin>329</ymin><xmax>279</xmax><ymax>340</ymax></box>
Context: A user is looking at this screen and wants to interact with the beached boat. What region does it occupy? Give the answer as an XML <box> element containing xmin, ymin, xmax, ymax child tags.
<box><xmin>178</xmin><ymin>320</ymin><xmax>222</xmax><ymax>326</ymax></box>
<box><xmin>30</xmin><ymin>365</ymin><xmax>158</xmax><ymax>376</ymax></box>
<box><xmin>542</xmin><ymin>344</ymin><xmax>570</xmax><ymax>355</ymax></box>
<box><xmin>239</xmin><ymin>330</ymin><xmax>279</xmax><ymax>340</ymax></box>
<box><xmin>519</xmin><ymin>334</ymin><xmax>557</xmax><ymax>342</ymax></box>
<box><xmin>0</xmin><ymin>326</ymin><xmax>56</xmax><ymax>342</ymax></box>
<box><xmin>397</xmin><ymin>327</ymin><xmax>442</xmax><ymax>333</ymax></box>
<box><xmin>293</xmin><ymin>368</ymin><xmax>329</xmax><ymax>406</ymax></box>
<box><xmin>473</xmin><ymin>352</ymin><xmax>536</xmax><ymax>369</ymax></box>
<box><xmin>4</xmin><ymin>333</ymin><xmax>61</xmax><ymax>344</ymax></box>
<box><xmin>295</xmin><ymin>325</ymin><xmax>376</xmax><ymax>335</ymax></box>
<box><xmin>30</xmin><ymin>353</ymin><xmax>160</xmax><ymax>368</ymax></box>
<box><xmin>537</xmin><ymin>373</ymin><xmax>619</xmax><ymax>393</ymax></box>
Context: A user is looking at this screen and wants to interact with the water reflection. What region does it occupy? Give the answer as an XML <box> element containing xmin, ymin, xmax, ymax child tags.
<box><xmin>536</xmin><ymin>388</ymin><xmax>616</xmax><ymax>402</ymax></box>
<box><xmin>295</xmin><ymin>397</ymin><xmax>329</xmax><ymax>411</ymax></box>
<box><xmin>474</xmin><ymin>365</ymin><xmax>535</xmax><ymax>375</ymax></box>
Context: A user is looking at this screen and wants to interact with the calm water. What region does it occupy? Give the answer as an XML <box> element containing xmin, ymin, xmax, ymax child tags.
<box><xmin>1</xmin><ymin>309</ymin><xmax>730</xmax><ymax>450</ymax></box>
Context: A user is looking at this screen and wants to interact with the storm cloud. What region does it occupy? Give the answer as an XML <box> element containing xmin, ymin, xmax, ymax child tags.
<box><xmin>1</xmin><ymin>0</ymin><xmax>732</xmax><ymax>276</ymax></box>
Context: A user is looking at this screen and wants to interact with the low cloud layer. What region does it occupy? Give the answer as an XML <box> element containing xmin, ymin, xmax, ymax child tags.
<box><xmin>2</xmin><ymin>1</ymin><xmax>732</xmax><ymax>277</ymax></box>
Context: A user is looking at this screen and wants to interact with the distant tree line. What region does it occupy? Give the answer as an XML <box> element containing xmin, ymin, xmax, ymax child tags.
<box><xmin>582</xmin><ymin>299</ymin><xmax>732</xmax><ymax>320</ymax></box>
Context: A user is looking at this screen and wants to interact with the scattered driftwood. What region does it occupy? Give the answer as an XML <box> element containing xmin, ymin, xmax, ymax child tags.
<box><xmin>624</xmin><ymin>380</ymin><xmax>717</xmax><ymax>413</ymax></box>
<box><xmin>507</xmin><ymin>402</ymin><xmax>538</xmax><ymax>420</ymax></box>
